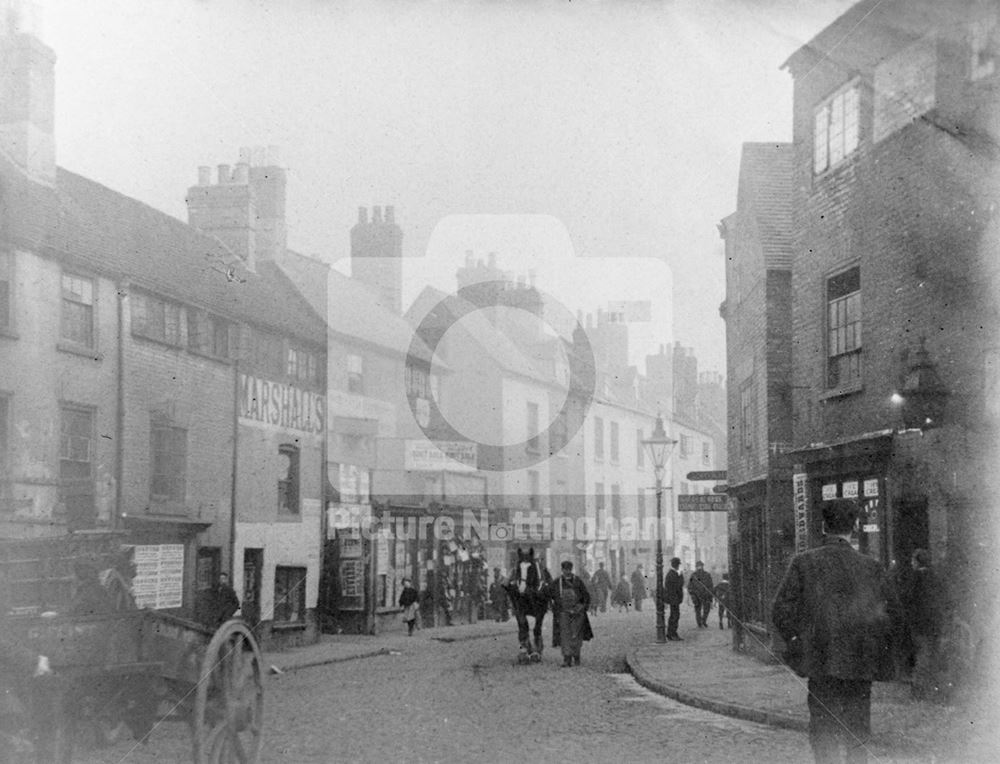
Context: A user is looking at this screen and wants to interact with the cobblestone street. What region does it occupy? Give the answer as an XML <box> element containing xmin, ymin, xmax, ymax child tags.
<box><xmin>75</xmin><ymin>611</ymin><xmax>810</xmax><ymax>763</ymax></box>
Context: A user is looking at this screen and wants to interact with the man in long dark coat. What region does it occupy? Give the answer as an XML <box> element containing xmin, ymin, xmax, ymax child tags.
<box><xmin>550</xmin><ymin>561</ymin><xmax>592</xmax><ymax>667</ymax></box>
<box><xmin>630</xmin><ymin>565</ymin><xmax>647</xmax><ymax>611</ymax></box>
<box><xmin>772</xmin><ymin>499</ymin><xmax>901</xmax><ymax>764</ymax></box>
<box><xmin>664</xmin><ymin>557</ymin><xmax>684</xmax><ymax>640</ymax></box>
<box><xmin>591</xmin><ymin>562</ymin><xmax>612</xmax><ymax>613</ymax></box>
<box><xmin>688</xmin><ymin>561</ymin><xmax>714</xmax><ymax>628</ymax></box>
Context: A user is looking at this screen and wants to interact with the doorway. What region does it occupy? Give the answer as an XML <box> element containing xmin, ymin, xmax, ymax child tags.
<box><xmin>894</xmin><ymin>497</ymin><xmax>929</xmax><ymax>566</ymax></box>
<box><xmin>243</xmin><ymin>548</ymin><xmax>263</xmax><ymax>627</ymax></box>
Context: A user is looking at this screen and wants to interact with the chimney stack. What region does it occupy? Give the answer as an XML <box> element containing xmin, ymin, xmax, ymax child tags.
<box><xmin>0</xmin><ymin>0</ymin><xmax>56</xmax><ymax>184</ymax></box>
<box><xmin>385</xmin><ymin>205</ymin><xmax>395</xmax><ymax>224</ymax></box>
<box><xmin>350</xmin><ymin>202</ymin><xmax>403</xmax><ymax>313</ymax></box>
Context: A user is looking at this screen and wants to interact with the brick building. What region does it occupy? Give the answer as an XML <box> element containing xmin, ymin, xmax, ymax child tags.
<box><xmin>723</xmin><ymin>0</ymin><xmax>1000</xmax><ymax>672</ymax></box>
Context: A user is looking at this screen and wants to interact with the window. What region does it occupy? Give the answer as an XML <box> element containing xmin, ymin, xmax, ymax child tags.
<box><xmin>528</xmin><ymin>470</ymin><xmax>540</xmax><ymax>512</ymax></box>
<box><xmin>526</xmin><ymin>402</ymin><xmax>540</xmax><ymax>454</ymax></box>
<box><xmin>610</xmin><ymin>421</ymin><xmax>620</xmax><ymax>463</ymax></box>
<box><xmin>611</xmin><ymin>484</ymin><xmax>621</xmax><ymax>521</ymax></box>
<box><xmin>187</xmin><ymin>308</ymin><xmax>231</xmax><ymax>358</ymax></box>
<box><xmin>702</xmin><ymin>441</ymin><xmax>711</xmax><ymax>466</ymax></box>
<box><xmin>0</xmin><ymin>252</ymin><xmax>11</xmax><ymax>332</ymax></box>
<box><xmin>405</xmin><ymin>364</ymin><xmax>429</xmax><ymax>398</ymax></box>
<box><xmin>593</xmin><ymin>417</ymin><xmax>604</xmax><ymax>460</ymax></box>
<box><xmin>594</xmin><ymin>482</ymin><xmax>605</xmax><ymax>516</ymax></box>
<box><xmin>814</xmin><ymin>83</ymin><xmax>859</xmax><ymax>173</ymax></box>
<box><xmin>347</xmin><ymin>354</ymin><xmax>364</xmax><ymax>394</ymax></box>
<box><xmin>151</xmin><ymin>420</ymin><xmax>187</xmax><ymax>502</ymax></box>
<box><xmin>679</xmin><ymin>434</ymin><xmax>693</xmax><ymax>459</ymax></box>
<box><xmin>550</xmin><ymin>410</ymin><xmax>568</xmax><ymax>456</ymax></box>
<box><xmin>132</xmin><ymin>292</ymin><xmax>182</xmax><ymax>346</ymax></box>
<box><xmin>59</xmin><ymin>405</ymin><xmax>95</xmax><ymax>528</ymax></box>
<box><xmin>0</xmin><ymin>393</ymin><xmax>8</xmax><ymax>477</ymax></box>
<box><xmin>636</xmin><ymin>429</ymin><xmax>645</xmax><ymax>469</ymax></box>
<box><xmin>273</xmin><ymin>566</ymin><xmax>306</xmax><ymax>623</ymax></box>
<box><xmin>61</xmin><ymin>274</ymin><xmax>95</xmax><ymax>348</ymax></box>
<box><xmin>278</xmin><ymin>444</ymin><xmax>300</xmax><ymax>514</ymax></box>
<box><xmin>740</xmin><ymin>383</ymin><xmax>755</xmax><ymax>451</ymax></box>
<box><xmin>287</xmin><ymin>346</ymin><xmax>319</xmax><ymax>384</ymax></box>
<box><xmin>827</xmin><ymin>266</ymin><xmax>862</xmax><ymax>389</ymax></box>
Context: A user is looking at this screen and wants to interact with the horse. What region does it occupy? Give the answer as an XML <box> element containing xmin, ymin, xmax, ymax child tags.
<box><xmin>505</xmin><ymin>548</ymin><xmax>552</xmax><ymax>664</ymax></box>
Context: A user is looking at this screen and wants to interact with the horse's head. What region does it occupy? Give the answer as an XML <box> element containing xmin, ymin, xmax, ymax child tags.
<box><xmin>513</xmin><ymin>548</ymin><xmax>542</xmax><ymax>595</ymax></box>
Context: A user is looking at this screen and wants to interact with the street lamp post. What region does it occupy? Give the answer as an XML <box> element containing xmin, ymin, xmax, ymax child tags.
<box><xmin>643</xmin><ymin>414</ymin><xmax>677</xmax><ymax>644</ymax></box>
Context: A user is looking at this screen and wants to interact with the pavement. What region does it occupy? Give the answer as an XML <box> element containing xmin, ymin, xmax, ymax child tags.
<box><xmin>262</xmin><ymin>615</ymin><xmax>999</xmax><ymax>761</ymax></box>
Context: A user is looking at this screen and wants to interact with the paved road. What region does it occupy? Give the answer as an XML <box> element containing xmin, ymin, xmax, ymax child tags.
<box><xmin>74</xmin><ymin>611</ymin><xmax>811</xmax><ymax>763</ymax></box>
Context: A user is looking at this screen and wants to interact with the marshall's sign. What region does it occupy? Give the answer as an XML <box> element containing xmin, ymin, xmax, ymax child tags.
<box><xmin>239</xmin><ymin>373</ymin><xmax>325</xmax><ymax>434</ymax></box>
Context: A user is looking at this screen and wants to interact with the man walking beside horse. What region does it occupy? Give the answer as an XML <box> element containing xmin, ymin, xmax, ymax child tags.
<box><xmin>550</xmin><ymin>561</ymin><xmax>593</xmax><ymax>667</ymax></box>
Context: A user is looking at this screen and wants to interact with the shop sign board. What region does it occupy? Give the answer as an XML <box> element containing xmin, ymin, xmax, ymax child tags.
<box><xmin>793</xmin><ymin>473</ymin><xmax>809</xmax><ymax>553</ymax></box>
<box><xmin>677</xmin><ymin>494</ymin><xmax>728</xmax><ymax>511</ymax></box>
<box><xmin>405</xmin><ymin>440</ymin><xmax>477</xmax><ymax>472</ymax></box>
<box><xmin>822</xmin><ymin>483</ymin><xmax>838</xmax><ymax>501</ymax></box>
<box><xmin>863</xmin><ymin>479</ymin><xmax>879</xmax><ymax>497</ymax></box>
<box><xmin>842</xmin><ymin>481</ymin><xmax>859</xmax><ymax>498</ymax></box>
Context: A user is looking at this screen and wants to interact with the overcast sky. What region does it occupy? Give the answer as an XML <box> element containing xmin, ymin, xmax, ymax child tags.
<box><xmin>39</xmin><ymin>0</ymin><xmax>855</xmax><ymax>375</ymax></box>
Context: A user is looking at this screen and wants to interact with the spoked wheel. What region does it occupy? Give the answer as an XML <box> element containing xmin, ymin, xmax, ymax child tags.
<box><xmin>192</xmin><ymin>620</ymin><xmax>263</xmax><ymax>764</ymax></box>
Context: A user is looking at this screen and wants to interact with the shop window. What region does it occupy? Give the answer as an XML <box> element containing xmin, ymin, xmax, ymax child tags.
<box><xmin>0</xmin><ymin>252</ymin><xmax>11</xmax><ymax>332</ymax></box>
<box><xmin>274</xmin><ymin>566</ymin><xmax>306</xmax><ymax>623</ymax></box>
<box><xmin>593</xmin><ymin>416</ymin><xmax>604</xmax><ymax>460</ymax></box>
<box><xmin>813</xmin><ymin>81</ymin><xmax>859</xmax><ymax>174</ymax></box>
<box><xmin>278</xmin><ymin>444</ymin><xmax>300</xmax><ymax>514</ymax></box>
<box><xmin>610</xmin><ymin>421</ymin><xmax>620</xmax><ymax>463</ymax></box>
<box><xmin>347</xmin><ymin>354</ymin><xmax>364</xmax><ymax>394</ymax></box>
<box><xmin>59</xmin><ymin>404</ymin><xmax>95</xmax><ymax>528</ymax></box>
<box><xmin>526</xmin><ymin>402</ymin><xmax>540</xmax><ymax>454</ymax></box>
<box><xmin>151</xmin><ymin>420</ymin><xmax>187</xmax><ymax>503</ymax></box>
<box><xmin>61</xmin><ymin>273</ymin><xmax>95</xmax><ymax>348</ymax></box>
<box><xmin>132</xmin><ymin>292</ymin><xmax>182</xmax><ymax>347</ymax></box>
<box><xmin>827</xmin><ymin>266</ymin><xmax>862</xmax><ymax>389</ymax></box>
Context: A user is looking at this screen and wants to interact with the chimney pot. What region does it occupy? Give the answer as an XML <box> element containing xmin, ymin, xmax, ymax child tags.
<box><xmin>358</xmin><ymin>206</ymin><xmax>368</xmax><ymax>224</ymax></box>
<box><xmin>385</xmin><ymin>205</ymin><xmax>395</xmax><ymax>223</ymax></box>
<box><xmin>217</xmin><ymin>164</ymin><xmax>231</xmax><ymax>184</ymax></box>
<box><xmin>197</xmin><ymin>166</ymin><xmax>211</xmax><ymax>186</ymax></box>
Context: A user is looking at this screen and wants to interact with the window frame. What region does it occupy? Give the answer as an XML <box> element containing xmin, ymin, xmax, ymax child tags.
<box><xmin>526</xmin><ymin>402</ymin><xmax>540</xmax><ymax>455</ymax></box>
<box><xmin>826</xmin><ymin>265</ymin><xmax>862</xmax><ymax>391</ymax></box>
<box><xmin>60</xmin><ymin>272</ymin><xmax>96</xmax><ymax>350</ymax></box>
<box><xmin>593</xmin><ymin>416</ymin><xmax>604</xmax><ymax>461</ymax></box>
<box><xmin>278</xmin><ymin>444</ymin><xmax>301</xmax><ymax>515</ymax></box>
<box><xmin>132</xmin><ymin>291</ymin><xmax>183</xmax><ymax>348</ymax></box>
<box><xmin>187</xmin><ymin>307</ymin><xmax>232</xmax><ymax>360</ymax></box>
<box><xmin>150</xmin><ymin>418</ymin><xmax>187</xmax><ymax>504</ymax></box>
<box><xmin>346</xmin><ymin>354</ymin><xmax>364</xmax><ymax>395</ymax></box>
<box><xmin>59</xmin><ymin>403</ymin><xmax>96</xmax><ymax>528</ymax></box>
<box><xmin>813</xmin><ymin>80</ymin><xmax>860</xmax><ymax>175</ymax></box>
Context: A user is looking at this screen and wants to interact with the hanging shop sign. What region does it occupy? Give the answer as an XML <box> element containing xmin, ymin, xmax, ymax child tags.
<box><xmin>793</xmin><ymin>473</ymin><xmax>809</xmax><ymax>553</ymax></box>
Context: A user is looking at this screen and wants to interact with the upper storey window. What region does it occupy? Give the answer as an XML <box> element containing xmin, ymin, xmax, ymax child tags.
<box><xmin>814</xmin><ymin>82</ymin><xmax>859</xmax><ymax>174</ymax></box>
<box><xmin>827</xmin><ymin>266</ymin><xmax>862</xmax><ymax>390</ymax></box>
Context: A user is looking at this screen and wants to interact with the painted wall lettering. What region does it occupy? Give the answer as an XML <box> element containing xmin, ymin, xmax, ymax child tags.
<box><xmin>239</xmin><ymin>373</ymin><xmax>326</xmax><ymax>434</ymax></box>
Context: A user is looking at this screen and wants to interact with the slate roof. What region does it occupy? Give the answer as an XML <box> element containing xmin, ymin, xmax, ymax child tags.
<box><xmin>736</xmin><ymin>143</ymin><xmax>794</xmax><ymax>270</ymax></box>
<box><xmin>1</xmin><ymin>157</ymin><xmax>325</xmax><ymax>346</ymax></box>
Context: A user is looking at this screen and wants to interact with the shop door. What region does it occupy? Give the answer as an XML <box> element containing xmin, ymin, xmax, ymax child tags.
<box><xmin>894</xmin><ymin>497</ymin><xmax>929</xmax><ymax>566</ymax></box>
<box><xmin>243</xmin><ymin>548</ymin><xmax>263</xmax><ymax>627</ymax></box>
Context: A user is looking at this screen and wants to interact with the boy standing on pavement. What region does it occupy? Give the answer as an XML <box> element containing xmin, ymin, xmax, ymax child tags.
<box><xmin>772</xmin><ymin>499</ymin><xmax>900</xmax><ymax>764</ymax></box>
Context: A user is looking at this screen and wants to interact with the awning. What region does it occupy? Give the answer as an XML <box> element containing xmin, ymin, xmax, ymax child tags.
<box><xmin>786</xmin><ymin>430</ymin><xmax>894</xmax><ymax>464</ymax></box>
<box><xmin>121</xmin><ymin>514</ymin><xmax>213</xmax><ymax>537</ymax></box>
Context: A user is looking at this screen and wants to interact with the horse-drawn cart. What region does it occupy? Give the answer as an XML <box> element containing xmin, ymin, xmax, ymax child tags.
<box><xmin>0</xmin><ymin>535</ymin><xmax>263</xmax><ymax>763</ymax></box>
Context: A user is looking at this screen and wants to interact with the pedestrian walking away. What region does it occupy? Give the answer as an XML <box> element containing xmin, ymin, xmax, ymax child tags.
<box><xmin>399</xmin><ymin>577</ymin><xmax>419</xmax><ymax>636</ymax></box>
<box><xmin>713</xmin><ymin>572</ymin><xmax>733</xmax><ymax>629</ymax></box>
<box><xmin>591</xmin><ymin>561</ymin><xmax>611</xmax><ymax>613</ymax></box>
<box><xmin>630</xmin><ymin>564</ymin><xmax>646</xmax><ymax>612</ymax></box>
<box><xmin>550</xmin><ymin>560</ymin><xmax>593</xmax><ymax>667</ymax></box>
<box><xmin>772</xmin><ymin>498</ymin><xmax>901</xmax><ymax>764</ymax></box>
<box><xmin>612</xmin><ymin>574</ymin><xmax>632</xmax><ymax>612</ymax></box>
<box><xmin>664</xmin><ymin>557</ymin><xmax>684</xmax><ymax>640</ymax></box>
<box><xmin>688</xmin><ymin>561</ymin><xmax>714</xmax><ymax>628</ymax></box>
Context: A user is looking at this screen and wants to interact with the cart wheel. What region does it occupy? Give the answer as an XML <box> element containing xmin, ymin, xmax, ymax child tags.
<box><xmin>192</xmin><ymin>620</ymin><xmax>263</xmax><ymax>764</ymax></box>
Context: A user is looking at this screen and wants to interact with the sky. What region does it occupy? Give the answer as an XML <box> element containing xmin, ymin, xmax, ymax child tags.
<box><xmin>37</xmin><ymin>0</ymin><xmax>856</xmax><ymax>376</ymax></box>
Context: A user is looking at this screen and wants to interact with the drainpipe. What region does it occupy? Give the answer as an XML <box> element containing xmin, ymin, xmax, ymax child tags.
<box><xmin>229</xmin><ymin>359</ymin><xmax>239</xmax><ymax>578</ymax></box>
<box><xmin>114</xmin><ymin>281</ymin><xmax>126</xmax><ymax>530</ymax></box>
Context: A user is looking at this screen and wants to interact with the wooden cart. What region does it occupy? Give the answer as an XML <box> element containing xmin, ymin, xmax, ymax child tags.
<box><xmin>0</xmin><ymin>536</ymin><xmax>263</xmax><ymax>763</ymax></box>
